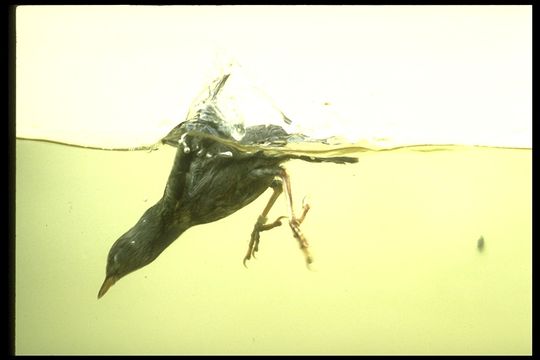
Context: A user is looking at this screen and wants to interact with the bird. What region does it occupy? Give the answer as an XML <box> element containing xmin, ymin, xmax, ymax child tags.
<box><xmin>98</xmin><ymin>75</ymin><xmax>358</xmax><ymax>299</ymax></box>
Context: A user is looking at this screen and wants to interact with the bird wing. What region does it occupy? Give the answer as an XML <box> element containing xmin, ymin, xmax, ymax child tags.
<box><xmin>162</xmin><ymin>142</ymin><xmax>194</xmax><ymax>209</ymax></box>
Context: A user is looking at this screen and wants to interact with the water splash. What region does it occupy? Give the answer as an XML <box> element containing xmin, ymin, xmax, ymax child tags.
<box><xmin>17</xmin><ymin>64</ymin><xmax>531</xmax><ymax>154</ymax></box>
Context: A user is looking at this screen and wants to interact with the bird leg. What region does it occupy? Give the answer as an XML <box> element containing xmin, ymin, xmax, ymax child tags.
<box><xmin>243</xmin><ymin>179</ymin><xmax>286</xmax><ymax>266</ymax></box>
<box><xmin>279</xmin><ymin>168</ymin><xmax>313</xmax><ymax>267</ymax></box>
<box><xmin>243</xmin><ymin>168</ymin><xmax>313</xmax><ymax>267</ymax></box>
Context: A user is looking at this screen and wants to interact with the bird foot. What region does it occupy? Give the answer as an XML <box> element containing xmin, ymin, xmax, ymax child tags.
<box><xmin>243</xmin><ymin>215</ymin><xmax>287</xmax><ymax>267</ymax></box>
<box><xmin>288</xmin><ymin>199</ymin><xmax>313</xmax><ymax>267</ymax></box>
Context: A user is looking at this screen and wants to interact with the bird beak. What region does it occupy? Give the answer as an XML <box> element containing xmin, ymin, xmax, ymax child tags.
<box><xmin>98</xmin><ymin>275</ymin><xmax>118</xmax><ymax>299</ymax></box>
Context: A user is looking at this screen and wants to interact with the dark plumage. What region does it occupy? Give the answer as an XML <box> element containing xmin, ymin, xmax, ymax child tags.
<box><xmin>98</xmin><ymin>75</ymin><xmax>358</xmax><ymax>298</ymax></box>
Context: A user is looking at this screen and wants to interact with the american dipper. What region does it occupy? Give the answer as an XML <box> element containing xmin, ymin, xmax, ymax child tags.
<box><xmin>98</xmin><ymin>76</ymin><xmax>358</xmax><ymax>298</ymax></box>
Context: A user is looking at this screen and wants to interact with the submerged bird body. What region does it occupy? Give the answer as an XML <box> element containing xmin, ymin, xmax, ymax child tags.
<box><xmin>98</xmin><ymin>75</ymin><xmax>358</xmax><ymax>298</ymax></box>
<box><xmin>99</xmin><ymin>121</ymin><xmax>279</xmax><ymax>296</ymax></box>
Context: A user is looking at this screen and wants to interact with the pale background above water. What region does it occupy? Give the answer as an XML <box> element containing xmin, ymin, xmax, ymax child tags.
<box><xmin>16</xmin><ymin>5</ymin><xmax>531</xmax><ymax>148</ymax></box>
<box><xmin>15</xmin><ymin>5</ymin><xmax>531</xmax><ymax>355</ymax></box>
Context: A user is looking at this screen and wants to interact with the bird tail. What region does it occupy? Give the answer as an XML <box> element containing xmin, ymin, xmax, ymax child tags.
<box><xmin>286</xmin><ymin>154</ymin><xmax>358</xmax><ymax>164</ymax></box>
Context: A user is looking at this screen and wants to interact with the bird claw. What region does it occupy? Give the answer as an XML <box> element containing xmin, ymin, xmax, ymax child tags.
<box><xmin>243</xmin><ymin>215</ymin><xmax>286</xmax><ymax>267</ymax></box>
<box><xmin>289</xmin><ymin>218</ymin><xmax>313</xmax><ymax>267</ymax></box>
<box><xmin>302</xmin><ymin>195</ymin><xmax>310</xmax><ymax>209</ymax></box>
<box><xmin>298</xmin><ymin>198</ymin><xmax>310</xmax><ymax>225</ymax></box>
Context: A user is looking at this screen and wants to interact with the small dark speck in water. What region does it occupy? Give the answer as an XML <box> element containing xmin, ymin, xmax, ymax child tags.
<box><xmin>477</xmin><ymin>236</ymin><xmax>485</xmax><ymax>252</ymax></box>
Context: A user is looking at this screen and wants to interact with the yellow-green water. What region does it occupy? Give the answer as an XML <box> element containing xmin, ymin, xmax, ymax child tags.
<box><xmin>15</xmin><ymin>139</ymin><xmax>531</xmax><ymax>355</ymax></box>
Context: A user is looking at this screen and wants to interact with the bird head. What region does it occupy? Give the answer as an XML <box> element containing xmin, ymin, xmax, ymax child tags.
<box><xmin>98</xmin><ymin>205</ymin><xmax>167</xmax><ymax>299</ymax></box>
